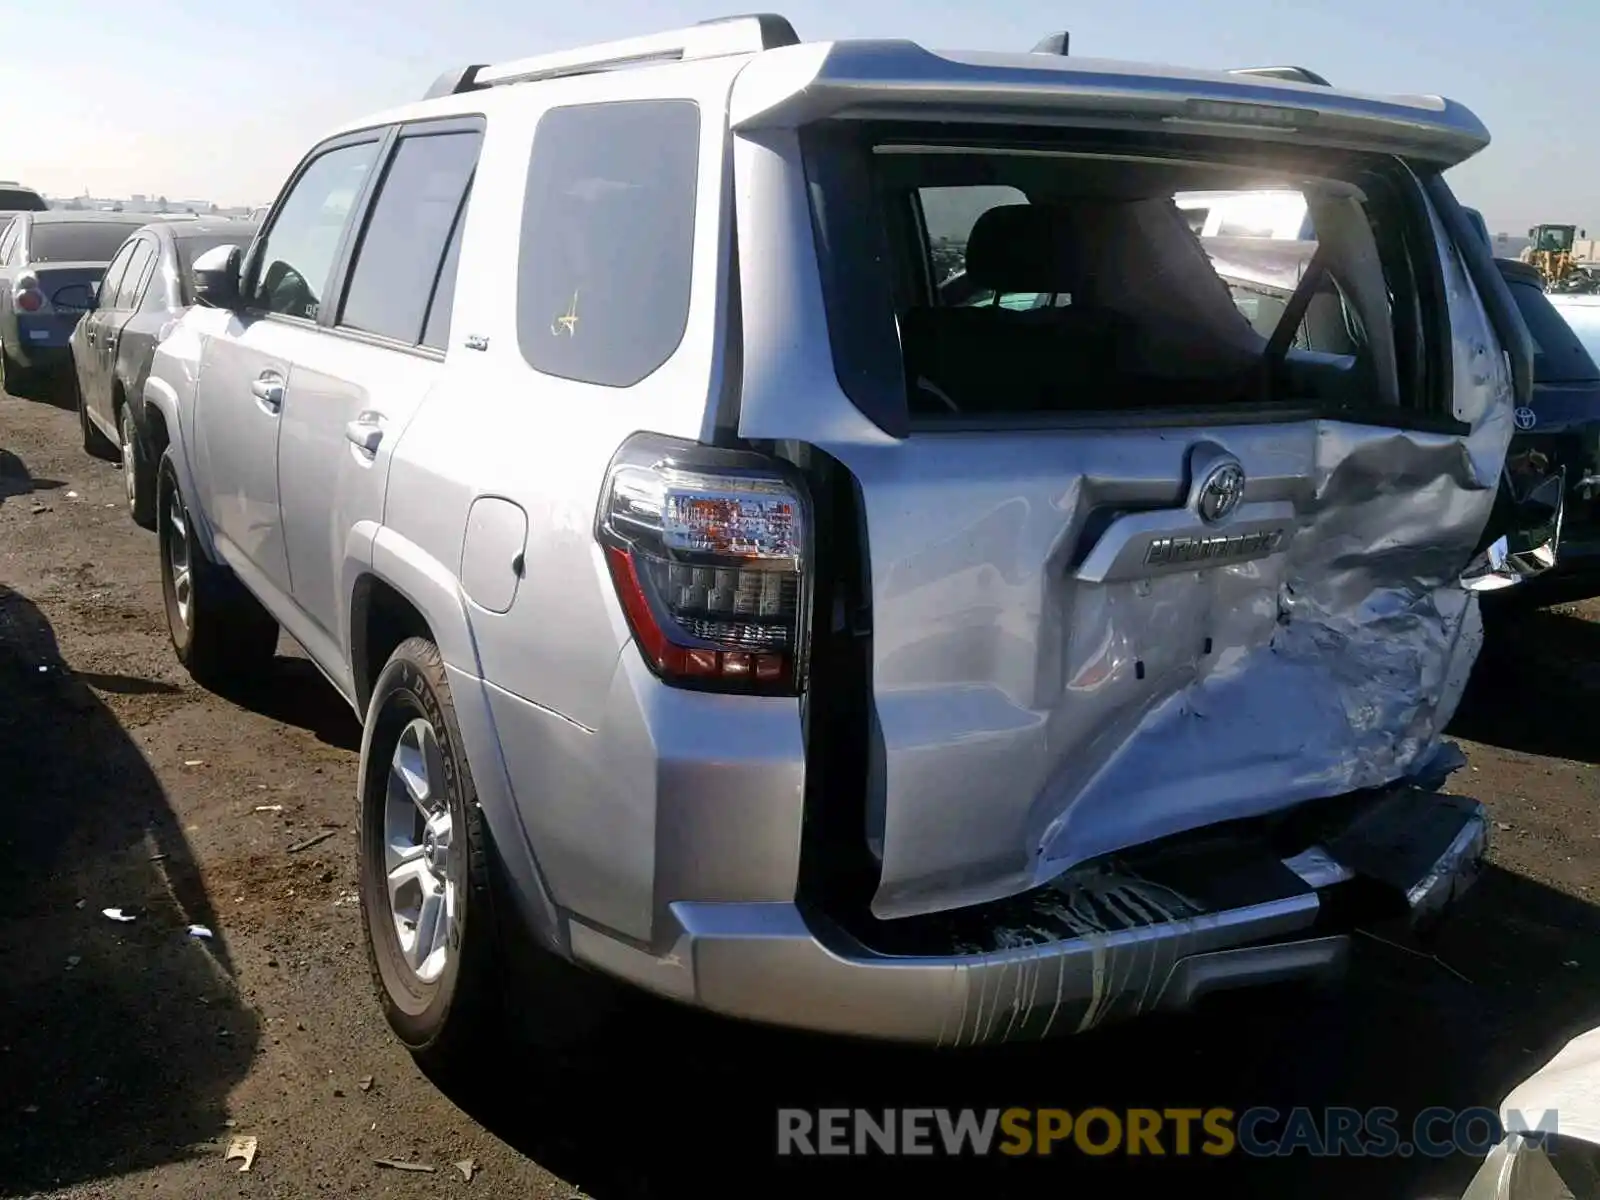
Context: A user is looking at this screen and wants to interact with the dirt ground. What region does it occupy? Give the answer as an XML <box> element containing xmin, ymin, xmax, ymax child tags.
<box><xmin>2</xmin><ymin>384</ymin><xmax>1599</xmax><ymax>1200</ymax></box>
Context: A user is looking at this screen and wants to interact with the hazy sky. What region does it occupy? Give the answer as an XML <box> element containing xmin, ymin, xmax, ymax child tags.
<box><xmin>7</xmin><ymin>0</ymin><xmax>1586</xmax><ymax>233</ymax></box>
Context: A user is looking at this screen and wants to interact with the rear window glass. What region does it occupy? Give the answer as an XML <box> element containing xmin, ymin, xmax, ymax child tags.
<box><xmin>29</xmin><ymin>222</ymin><xmax>144</xmax><ymax>264</ymax></box>
<box><xmin>1507</xmin><ymin>280</ymin><xmax>1600</xmax><ymax>383</ymax></box>
<box><xmin>176</xmin><ymin>234</ymin><xmax>255</xmax><ymax>293</ymax></box>
<box><xmin>816</xmin><ymin>136</ymin><xmax>1425</xmax><ymax>428</ymax></box>
<box><xmin>0</xmin><ymin>189</ymin><xmax>47</xmax><ymax>211</ymax></box>
<box><xmin>517</xmin><ymin>99</ymin><xmax>700</xmax><ymax>388</ymax></box>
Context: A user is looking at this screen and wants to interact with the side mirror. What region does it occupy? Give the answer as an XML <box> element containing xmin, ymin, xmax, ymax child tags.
<box><xmin>51</xmin><ymin>282</ymin><xmax>96</xmax><ymax>312</ymax></box>
<box><xmin>191</xmin><ymin>243</ymin><xmax>243</xmax><ymax>309</ymax></box>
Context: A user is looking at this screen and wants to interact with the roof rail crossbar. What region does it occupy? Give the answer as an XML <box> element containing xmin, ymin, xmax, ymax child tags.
<box><xmin>1031</xmin><ymin>32</ymin><xmax>1069</xmax><ymax>55</ymax></box>
<box><xmin>427</xmin><ymin>13</ymin><xmax>799</xmax><ymax>97</ymax></box>
<box><xmin>1228</xmin><ymin>65</ymin><xmax>1332</xmax><ymax>87</ymax></box>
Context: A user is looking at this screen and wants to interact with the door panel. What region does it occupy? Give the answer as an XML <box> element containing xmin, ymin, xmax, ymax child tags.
<box><xmin>274</xmin><ymin>122</ymin><xmax>479</xmax><ymax>665</ymax></box>
<box><xmin>79</xmin><ymin>240</ymin><xmax>136</xmax><ymax>414</ymax></box>
<box><xmin>98</xmin><ymin>238</ymin><xmax>154</xmax><ymax>424</ymax></box>
<box><xmin>277</xmin><ymin>340</ymin><xmax>440</xmax><ymax>660</ymax></box>
<box><xmin>191</xmin><ymin>320</ymin><xmax>298</xmax><ymax>603</ymax></box>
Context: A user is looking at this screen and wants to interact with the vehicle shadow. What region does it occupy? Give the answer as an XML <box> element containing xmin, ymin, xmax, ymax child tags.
<box><xmin>0</xmin><ymin>447</ymin><xmax>66</xmax><ymax>505</ymax></box>
<box><xmin>213</xmin><ymin>650</ymin><xmax>362</xmax><ymax>753</ymax></box>
<box><xmin>1452</xmin><ymin>602</ymin><xmax>1600</xmax><ymax>764</ymax></box>
<box><xmin>434</xmin><ymin>866</ymin><xmax>1600</xmax><ymax>1199</ymax></box>
<box><xmin>0</xmin><ymin>585</ymin><xmax>259</xmax><ymax>1195</ymax></box>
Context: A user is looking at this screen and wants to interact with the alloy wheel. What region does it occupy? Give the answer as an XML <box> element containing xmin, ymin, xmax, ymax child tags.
<box><xmin>383</xmin><ymin>717</ymin><xmax>457</xmax><ymax>985</ymax></box>
<box><xmin>165</xmin><ymin>486</ymin><xmax>192</xmax><ymax>630</ymax></box>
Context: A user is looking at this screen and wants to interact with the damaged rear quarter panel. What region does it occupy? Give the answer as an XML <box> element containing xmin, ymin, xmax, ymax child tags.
<box><xmin>846</xmin><ymin>200</ymin><xmax>1514</xmax><ymax>920</ymax></box>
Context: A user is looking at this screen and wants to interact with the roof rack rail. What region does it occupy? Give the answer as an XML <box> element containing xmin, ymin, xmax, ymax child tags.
<box><xmin>1031</xmin><ymin>32</ymin><xmax>1069</xmax><ymax>55</ymax></box>
<box><xmin>422</xmin><ymin>13</ymin><xmax>799</xmax><ymax>99</ymax></box>
<box><xmin>1228</xmin><ymin>65</ymin><xmax>1332</xmax><ymax>87</ymax></box>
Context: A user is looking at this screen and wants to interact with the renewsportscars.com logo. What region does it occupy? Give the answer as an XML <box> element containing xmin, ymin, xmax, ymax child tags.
<box><xmin>776</xmin><ymin>1106</ymin><xmax>1559</xmax><ymax>1158</ymax></box>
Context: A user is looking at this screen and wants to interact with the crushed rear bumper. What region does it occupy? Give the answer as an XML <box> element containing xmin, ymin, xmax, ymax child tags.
<box><xmin>566</xmin><ymin>776</ymin><xmax>1489</xmax><ymax>1044</ymax></box>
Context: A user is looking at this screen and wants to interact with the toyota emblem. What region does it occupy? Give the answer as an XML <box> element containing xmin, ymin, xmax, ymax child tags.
<box><xmin>1197</xmin><ymin>462</ymin><xmax>1246</xmax><ymax>524</ymax></box>
<box><xmin>1514</xmin><ymin>406</ymin><xmax>1537</xmax><ymax>431</ymax></box>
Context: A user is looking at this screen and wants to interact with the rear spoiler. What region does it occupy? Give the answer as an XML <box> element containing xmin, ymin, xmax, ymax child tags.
<box><xmin>728</xmin><ymin>41</ymin><xmax>1490</xmax><ymax>167</ymax></box>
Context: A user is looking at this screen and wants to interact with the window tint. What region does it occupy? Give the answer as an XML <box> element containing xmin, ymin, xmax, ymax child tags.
<box><xmin>0</xmin><ymin>189</ymin><xmax>47</xmax><ymax>211</ymax></box>
<box><xmin>30</xmin><ymin>222</ymin><xmax>146</xmax><ymax>263</ymax></box>
<box><xmin>422</xmin><ymin>190</ymin><xmax>467</xmax><ymax>351</ymax></box>
<box><xmin>340</xmin><ymin>129</ymin><xmax>480</xmax><ymax>345</ymax></box>
<box><xmin>518</xmin><ymin>100</ymin><xmax>700</xmax><ymax>388</ymax></box>
<box><xmin>175</xmin><ymin>233</ymin><xmax>254</xmax><ymax>304</ymax></box>
<box><xmin>249</xmin><ymin>140</ymin><xmax>380</xmax><ymax>320</ymax></box>
<box><xmin>96</xmin><ymin>241</ymin><xmax>137</xmax><ymax>307</ymax></box>
<box><xmin>1508</xmin><ymin>280</ymin><xmax>1600</xmax><ymax>383</ymax></box>
<box><xmin>919</xmin><ymin>185</ymin><xmax>1028</xmax><ymax>287</ymax></box>
<box><xmin>132</xmin><ymin>243</ymin><xmax>165</xmax><ymax>310</ymax></box>
<box><xmin>115</xmin><ymin>240</ymin><xmax>155</xmax><ymax>309</ymax></box>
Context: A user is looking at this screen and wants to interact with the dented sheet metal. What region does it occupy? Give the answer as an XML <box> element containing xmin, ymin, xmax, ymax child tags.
<box><xmin>730</xmin><ymin>119</ymin><xmax>1514</xmax><ymax>923</ymax></box>
<box><xmin>836</xmin><ymin>223</ymin><xmax>1508</xmax><ymax>923</ymax></box>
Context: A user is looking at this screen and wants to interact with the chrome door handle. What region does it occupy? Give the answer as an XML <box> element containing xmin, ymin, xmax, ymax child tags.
<box><xmin>344</xmin><ymin>412</ymin><xmax>385</xmax><ymax>455</ymax></box>
<box><xmin>250</xmin><ymin>374</ymin><xmax>284</xmax><ymax>412</ymax></box>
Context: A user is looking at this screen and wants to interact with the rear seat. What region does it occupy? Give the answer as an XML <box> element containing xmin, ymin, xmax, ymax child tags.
<box><xmin>902</xmin><ymin>205</ymin><xmax>1125</xmax><ymax>415</ymax></box>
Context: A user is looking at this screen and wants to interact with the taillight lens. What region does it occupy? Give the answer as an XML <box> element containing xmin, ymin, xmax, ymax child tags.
<box><xmin>597</xmin><ymin>433</ymin><xmax>810</xmax><ymax>695</ymax></box>
<box><xmin>14</xmin><ymin>287</ymin><xmax>42</xmax><ymax>313</ymax></box>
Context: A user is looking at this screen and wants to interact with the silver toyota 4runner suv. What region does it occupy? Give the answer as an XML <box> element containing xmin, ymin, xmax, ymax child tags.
<box><xmin>143</xmin><ymin>15</ymin><xmax>1557</xmax><ymax>1063</ymax></box>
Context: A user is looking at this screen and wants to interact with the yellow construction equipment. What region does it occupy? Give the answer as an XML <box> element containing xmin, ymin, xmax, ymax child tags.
<box><xmin>1521</xmin><ymin>224</ymin><xmax>1586</xmax><ymax>288</ymax></box>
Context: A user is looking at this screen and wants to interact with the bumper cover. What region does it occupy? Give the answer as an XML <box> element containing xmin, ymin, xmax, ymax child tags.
<box><xmin>11</xmin><ymin>315</ymin><xmax>80</xmax><ymax>363</ymax></box>
<box><xmin>566</xmin><ymin>782</ymin><xmax>1489</xmax><ymax>1045</ymax></box>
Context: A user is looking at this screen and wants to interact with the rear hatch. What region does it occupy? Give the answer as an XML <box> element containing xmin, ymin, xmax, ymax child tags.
<box><xmin>728</xmin><ymin>45</ymin><xmax>1517</xmax><ymax>922</ymax></box>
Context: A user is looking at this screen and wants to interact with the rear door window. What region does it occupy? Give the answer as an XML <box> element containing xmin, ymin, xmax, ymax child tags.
<box><xmin>517</xmin><ymin>99</ymin><xmax>700</xmax><ymax>388</ymax></box>
<box><xmin>338</xmin><ymin>126</ymin><xmax>481</xmax><ymax>346</ymax></box>
<box><xmin>96</xmin><ymin>241</ymin><xmax>137</xmax><ymax>308</ymax></box>
<box><xmin>421</xmin><ymin>187</ymin><xmax>468</xmax><ymax>351</ymax></box>
<box><xmin>114</xmin><ymin>239</ymin><xmax>155</xmax><ymax>309</ymax></box>
<box><xmin>30</xmin><ymin>223</ymin><xmax>145</xmax><ymax>263</ymax></box>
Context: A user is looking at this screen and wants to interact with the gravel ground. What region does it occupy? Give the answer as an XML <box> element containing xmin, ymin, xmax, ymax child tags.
<box><xmin>2</xmin><ymin>384</ymin><xmax>1598</xmax><ymax>1200</ymax></box>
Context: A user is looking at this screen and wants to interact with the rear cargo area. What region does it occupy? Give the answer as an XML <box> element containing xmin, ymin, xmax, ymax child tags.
<box><xmin>740</xmin><ymin>121</ymin><xmax>1515</xmax><ymax>925</ymax></box>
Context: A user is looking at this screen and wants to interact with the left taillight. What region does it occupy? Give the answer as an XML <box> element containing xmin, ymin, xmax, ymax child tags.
<box><xmin>13</xmin><ymin>283</ymin><xmax>43</xmax><ymax>313</ymax></box>
<box><xmin>596</xmin><ymin>433</ymin><xmax>811</xmax><ymax>695</ymax></box>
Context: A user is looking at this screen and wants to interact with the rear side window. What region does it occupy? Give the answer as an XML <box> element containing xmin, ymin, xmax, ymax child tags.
<box><xmin>1506</xmin><ymin>279</ymin><xmax>1600</xmax><ymax>383</ymax></box>
<box><xmin>339</xmin><ymin>127</ymin><xmax>481</xmax><ymax>345</ymax></box>
<box><xmin>30</xmin><ymin>223</ymin><xmax>145</xmax><ymax>263</ymax></box>
<box><xmin>517</xmin><ymin>100</ymin><xmax>700</xmax><ymax>388</ymax></box>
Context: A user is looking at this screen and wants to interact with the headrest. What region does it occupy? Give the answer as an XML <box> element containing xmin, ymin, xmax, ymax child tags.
<box><xmin>965</xmin><ymin>204</ymin><xmax>1091</xmax><ymax>294</ymax></box>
